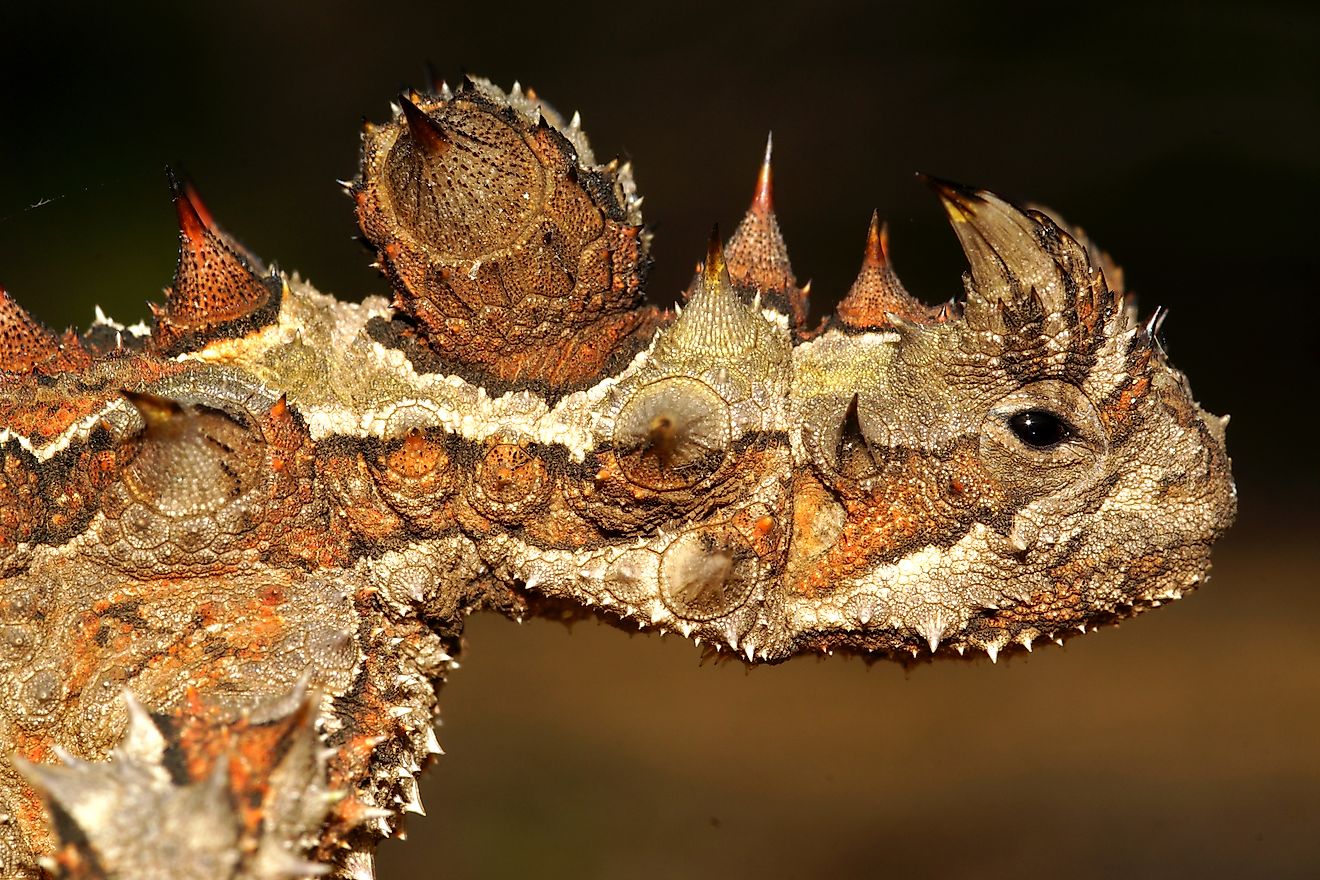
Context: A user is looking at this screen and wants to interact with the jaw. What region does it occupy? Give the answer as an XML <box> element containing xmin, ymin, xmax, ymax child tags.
<box><xmin>779</xmin><ymin>523</ymin><xmax>1021</xmax><ymax>659</ymax></box>
<box><xmin>777</xmin><ymin>522</ymin><xmax>1218</xmax><ymax>662</ymax></box>
<box><xmin>773</xmin><ymin>441</ymin><xmax>1233</xmax><ymax>662</ymax></box>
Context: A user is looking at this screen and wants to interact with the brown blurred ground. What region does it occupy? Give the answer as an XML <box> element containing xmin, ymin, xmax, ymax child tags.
<box><xmin>1</xmin><ymin>1</ymin><xmax>1316</xmax><ymax>877</ymax></box>
<box><xmin>378</xmin><ymin>520</ymin><xmax>1320</xmax><ymax>879</ymax></box>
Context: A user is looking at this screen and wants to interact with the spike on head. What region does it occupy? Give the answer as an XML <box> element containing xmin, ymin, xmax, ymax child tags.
<box><xmin>864</xmin><ymin>211</ymin><xmax>888</xmax><ymax>268</ymax></box>
<box><xmin>835</xmin><ymin>211</ymin><xmax>934</xmax><ymax>331</ymax></box>
<box><xmin>702</xmin><ymin>224</ymin><xmax>727</xmax><ymax>285</ymax></box>
<box><xmin>724</xmin><ymin>136</ymin><xmax>804</xmax><ymax>326</ymax></box>
<box><xmin>752</xmin><ymin>132</ymin><xmax>774</xmax><ymax>214</ymax></box>
<box><xmin>922</xmin><ymin>174</ymin><xmax>1085</xmax><ymax>321</ymax></box>
<box><xmin>919</xmin><ymin>173</ymin><xmax>979</xmax><ymax>224</ymax></box>
<box><xmin>156</xmin><ymin>169</ymin><xmax>281</xmax><ymax>356</ymax></box>
<box><xmin>660</xmin><ymin>222</ymin><xmax>777</xmax><ymax>361</ymax></box>
<box><xmin>399</xmin><ymin>96</ymin><xmax>450</xmax><ymax>155</ymax></box>
<box><xmin>168</xmin><ymin>169</ymin><xmax>265</xmax><ymax>270</ymax></box>
<box><xmin>181</xmin><ymin>180</ymin><xmax>216</xmax><ymax>231</ymax></box>
<box><xmin>167</xmin><ymin>166</ymin><xmax>208</xmax><ymax>247</ymax></box>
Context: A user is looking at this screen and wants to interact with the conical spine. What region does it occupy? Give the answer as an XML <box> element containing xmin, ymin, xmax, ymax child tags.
<box><xmin>152</xmin><ymin>169</ymin><xmax>281</xmax><ymax>356</ymax></box>
<box><xmin>835</xmin><ymin>212</ymin><xmax>936</xmax><ymax>330</ymax></box>
<box><xmin>0</xmin><ymin>286</ymin><xmax>62</xmax><ymax>373</ymax></box>
<box><xmin>660</xmin><ymin>228</ymin><xmax>765</xmax><ymax>359</ymax></box>
<box><xmin>724</xmin><ymin>134</ymin><xmax>808</xmax><ymax>330</ymax></box>
<box><xmin>399</xmin><ymin>95</ymin><xmax>451</xmax><ymax>155</ymax></box>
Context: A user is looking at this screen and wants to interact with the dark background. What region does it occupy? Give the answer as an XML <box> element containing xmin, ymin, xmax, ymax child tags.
<box><xmin>1</xmin><ymin>2</ymin><xmax>1317</xmax><ymax>877</ymax></box>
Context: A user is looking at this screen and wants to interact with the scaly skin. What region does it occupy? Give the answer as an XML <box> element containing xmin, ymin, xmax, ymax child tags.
<box><xmin>0</xmin><ymin>76</ymin><xmax>1236</xmax><ymax>878</ymax></box>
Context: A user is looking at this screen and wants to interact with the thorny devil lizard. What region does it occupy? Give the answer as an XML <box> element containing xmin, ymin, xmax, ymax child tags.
<box><xmin>0</xmin><ymin>76</ymin><xmax>1236</xmax><ymax>878</ymax></box>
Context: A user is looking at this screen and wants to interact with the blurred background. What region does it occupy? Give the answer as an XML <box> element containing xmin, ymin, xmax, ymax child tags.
<box><xmin>1</xmin><ymin>1</ymin><xmax>1316</xmax><ymax>877</ymax></box>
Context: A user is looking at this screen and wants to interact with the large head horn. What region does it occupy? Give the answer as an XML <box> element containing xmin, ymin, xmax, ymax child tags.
<box><xmin>922</xmin><ymin>177</ymin><xmax>1131</xmax><ymax>385</ymax></box>
<box><xmin>925</xmin><ymin>176</ymin><xmax>1116</xmax><ymax>330</ymax></box>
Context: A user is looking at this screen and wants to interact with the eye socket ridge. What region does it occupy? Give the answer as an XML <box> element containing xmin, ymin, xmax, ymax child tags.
<box><xmin>1006</xmin><ymin>408</ymin><xmax>1075</xmax><ymax>450</ymax></box>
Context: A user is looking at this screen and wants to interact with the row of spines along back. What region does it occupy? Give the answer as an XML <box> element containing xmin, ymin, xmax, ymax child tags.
<box><xmin>0</xmin><ymin>77</ymin><xmax>973</xmax><ymax>382</ymax></box>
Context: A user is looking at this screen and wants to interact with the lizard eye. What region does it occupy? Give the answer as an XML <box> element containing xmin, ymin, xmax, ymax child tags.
<box><xmin>1007</xmin><ymin>410</ymin><xmax>1072</xmax><ymax>449</ymax></box>
<box><xmin>982</xmin><ymin>380</ymin><xmax>1106</xmax><ymax>478</ymax></box>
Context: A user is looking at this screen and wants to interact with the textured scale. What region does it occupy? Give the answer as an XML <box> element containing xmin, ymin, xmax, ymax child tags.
<box><xmin>0</xmin><ymin>77</ymin><xmax>1236</xmax><ymax>878</ymax></box>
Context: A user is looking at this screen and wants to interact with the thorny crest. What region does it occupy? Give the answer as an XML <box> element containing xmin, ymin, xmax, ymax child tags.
<box><xmin>0</xmin><ymin>76</ymin><xmax>1235</xmax><ymax>878</ymax></box>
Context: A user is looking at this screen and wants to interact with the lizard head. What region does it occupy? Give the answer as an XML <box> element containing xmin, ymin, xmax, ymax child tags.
<box><xmin>787</xmin><ymin>180</ymin><xmax>1237</xmax><ymax>659</ymax></box>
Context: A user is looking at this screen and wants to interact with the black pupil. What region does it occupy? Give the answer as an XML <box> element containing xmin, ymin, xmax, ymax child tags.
<box><xmin>1009</xmin><ymin>410</ymin><xmax>1070</xmax><ymax>449</ymax></box>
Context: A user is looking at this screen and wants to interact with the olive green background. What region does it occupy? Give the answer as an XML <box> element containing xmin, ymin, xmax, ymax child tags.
<box><xmin>1</xmin><ymin>2</ymin><xmax>1317</xmax><ymax>877</ymax></box>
